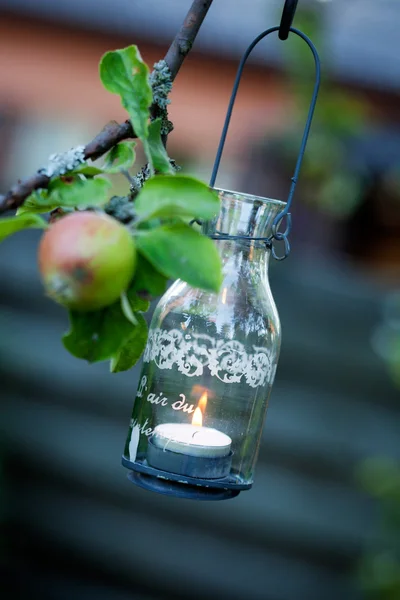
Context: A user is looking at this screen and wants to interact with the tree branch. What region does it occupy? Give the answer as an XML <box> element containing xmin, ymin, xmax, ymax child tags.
<box><xmin>0</xmin><ymin>0</ymin><xmax>214</xmax><ymax>214</ymax></box>
<box><xmin>164</xmin><ymin>0</ymin><xmax>213</xmax><ymax>79</ymax></box>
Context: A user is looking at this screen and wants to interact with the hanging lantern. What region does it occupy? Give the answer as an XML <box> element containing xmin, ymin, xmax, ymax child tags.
<box><xmin>122</xmin><ymin>0</ymin><xmax>321</xmax><ymax>500</ymax></box>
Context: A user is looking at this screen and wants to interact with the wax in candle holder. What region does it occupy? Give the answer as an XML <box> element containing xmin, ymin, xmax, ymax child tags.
<box><xmin>147</xmin><ymin>422</ymin><xmax>233</xmax><ymax>479</ymax></box>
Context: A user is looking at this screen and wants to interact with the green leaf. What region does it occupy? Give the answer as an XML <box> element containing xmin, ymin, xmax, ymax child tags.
<box><xmin>16</xmin><ymin>190</ymin><xmax>51</xmax><ymax>215</ymax></box>
<box><xmin>99</xmin><ymin>46</ymin><xmax>152</xmax><ymax>143</ymax></box>
<box><xmin>135</xmin><ymin>223</ymin><xmax>222</xmax><ymax>292</ymax></box>
<box><xmin>110</xmin><ymin>313</ymin><xmax>148</xmax><ymax>373</ymax></box>
<box><xmin>120</xmin><ymin>284</ymin><xmax>151</xmax><ymax>324</ymax></box>
<box><xmin>0</xmin><ymin>213</ymin><xmax>47</xmax><ymax>242</ymax></box>
<box><xmin>71</xmin><ymin>164</ymin><xmax>104</xmax><ymax>177</ymax></box>
<box><xmin>48</xmin><ymin>176</ymin><xmax>112</xmax><ymax>208</ymax></box>
<box><xmin>120</xmin><ymin>291</ymin><xmax>138</xmax><ymax>325</ymax></box>
<box><xmin>147</xmin><ymin>119</ymin><xmax>173</xmax><ymax>174</ymax></box>
<box><xmin>63</xmin><ymin>301</ymin><xmax>137</xmax><ymax>363</ymax></box>
<box><xmin>126</xmin><ymin>285</ymin><xmax>151</xmax><ymax>312</ymax></box>
<box><xmin>103</xmin><ymin>141</ymin><xmax>136</xmax><ymax>174</ymax></box>
<box><xmin>134</xmin><ymin>175</ymin><xmax>219</xmax><ymax>222</ymax></box>
<box><xmin>17</xmin><ymin>177</ymin><xmax>112</xmax><ymax>214</ymax></box>
<box><xmin>131</xmin><ymin>254</ymin><xmax>169</xmax><ymax>297</ymax></box>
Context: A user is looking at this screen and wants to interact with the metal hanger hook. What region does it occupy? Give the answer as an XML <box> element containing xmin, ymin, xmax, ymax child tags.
<box><xmin>208</xmin><ymin>8</ymin><xmax>321</xmax><ymax>262</ymax></box>
<box><xmin>272</xmin><ymin>212</ymin><xmax>292</xmax><ymax>241</ymax></box>
<box><xmin>279</xmin><ymin>0</ymin><xmax>299</xmax><ymax>40</ymax></box>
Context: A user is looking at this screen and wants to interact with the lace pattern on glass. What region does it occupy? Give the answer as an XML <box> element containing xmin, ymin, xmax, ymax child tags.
<box><xmin>143</xmin><ymin>328</ymin><xmax>272</xmax><ymax>388</ymax></box>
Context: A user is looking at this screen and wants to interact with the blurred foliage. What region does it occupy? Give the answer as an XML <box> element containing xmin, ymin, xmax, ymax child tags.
<box><xmin>357</xmin><ymin>458</ymin><xmax>400</xmax><ymax>600</ymax></box>
<box><xmin>275</xmin><ymin>2</ymin><xmax>370</xmax><ymax>219</ymax></box>
<box><xmin>372</xmin><ymin>291</ymin><xmax>400</xmax><ymax>388</ymax></box>
<box><xmin>361</xmin><ymin>269</ymin><xmax>400</xmax><ymax>600</ymax></box>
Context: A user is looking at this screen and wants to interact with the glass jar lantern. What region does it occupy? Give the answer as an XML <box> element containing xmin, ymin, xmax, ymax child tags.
<box><xmin>122</xmin><ymin>8</ymin><xmax>320</xmax><ymax>500</ymax></box>
<box><xmin>122</xmin><ymin>190</ymin><xmax>284</xmax><ymax>499</ymax></box>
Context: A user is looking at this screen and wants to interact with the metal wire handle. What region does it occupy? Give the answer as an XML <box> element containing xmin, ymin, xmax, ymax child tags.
<box><xmin>209</xmin><ymin>26</ymin><xmax>321</xmax><ymax>260</ymax></box>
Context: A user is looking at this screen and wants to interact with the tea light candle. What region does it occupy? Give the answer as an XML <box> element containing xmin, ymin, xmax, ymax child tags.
<box><xmin>146</xmin><ymin>394</ymin><xmax>233</xmax><ymax>479</ymax></box>
<box><xmin>151</xmin><ymin>423</ymin><xmax>232</xmax><ymax>458</ymax></box>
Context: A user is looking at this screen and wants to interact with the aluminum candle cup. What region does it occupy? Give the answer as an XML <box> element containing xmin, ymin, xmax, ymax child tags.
<box><xmin>147</xmin><ymin>423</ymin><xmax>233</xmax><ymax>479</ymax></box>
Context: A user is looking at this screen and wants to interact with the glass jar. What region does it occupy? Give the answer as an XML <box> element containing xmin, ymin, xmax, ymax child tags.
<box><xmin>122</xmin><ymin>189</ymin><xmax>285</xmax><ymax>500</ymax></box>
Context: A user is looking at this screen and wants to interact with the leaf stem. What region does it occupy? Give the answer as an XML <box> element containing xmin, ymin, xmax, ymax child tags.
<box><xmin>143</xmin><ymin>140</ymin><xmax>155</xmax><ymax>177</ymax></box>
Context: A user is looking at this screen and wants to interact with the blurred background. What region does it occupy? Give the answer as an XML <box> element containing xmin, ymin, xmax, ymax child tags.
<box><xmin>1</xmin><ymin>0</ymin><xmax>400</xmax><ymax>599</ymax></box>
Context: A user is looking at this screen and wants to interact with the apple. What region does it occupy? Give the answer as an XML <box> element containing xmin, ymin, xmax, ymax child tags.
<box><xmin>38</xmin><ymin>211</ymin><xmax>136</xmax><ymax>311</ymax></box>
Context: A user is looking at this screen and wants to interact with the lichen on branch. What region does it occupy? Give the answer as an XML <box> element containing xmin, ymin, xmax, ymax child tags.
<box><xmin>39</xmin><ymin>146</ymin><xmax>86</xmax><ymax>178</ymax></box>
<box><xmin>150</xmin><ymin>59</ymin><xmax>173</xmax><ymax>135</ymax></box>
<box><xmin>150</xmin><ymin>60</ymin><xmax>172</xmax><ymax>111</ymax></box>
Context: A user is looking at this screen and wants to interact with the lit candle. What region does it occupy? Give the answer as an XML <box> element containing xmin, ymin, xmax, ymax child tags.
<box><xmin>152</xmin><ymin>421</ymin><xmax>232</xmax><ymax>458</ymax></box>
<box><xmin>147</xmin><ymin>392</ymin><xmax>233</xmax><ymax>479</ymax></box>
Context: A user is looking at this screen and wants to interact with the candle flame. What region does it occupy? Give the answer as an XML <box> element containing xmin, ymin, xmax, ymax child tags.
<box><xmin>191</xmin><ymin>391</ymin><xmax>207</xmax><ymax>427</ymax></box>
<box><xmin>198</xmin><ymin>391</ymin><xmax>208</xmax><ymax>413</ymax></box>
<box><xmin>192</xmin><ymin>407</ymin><xmax>203</xmax><ymax>427</ymax></box>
